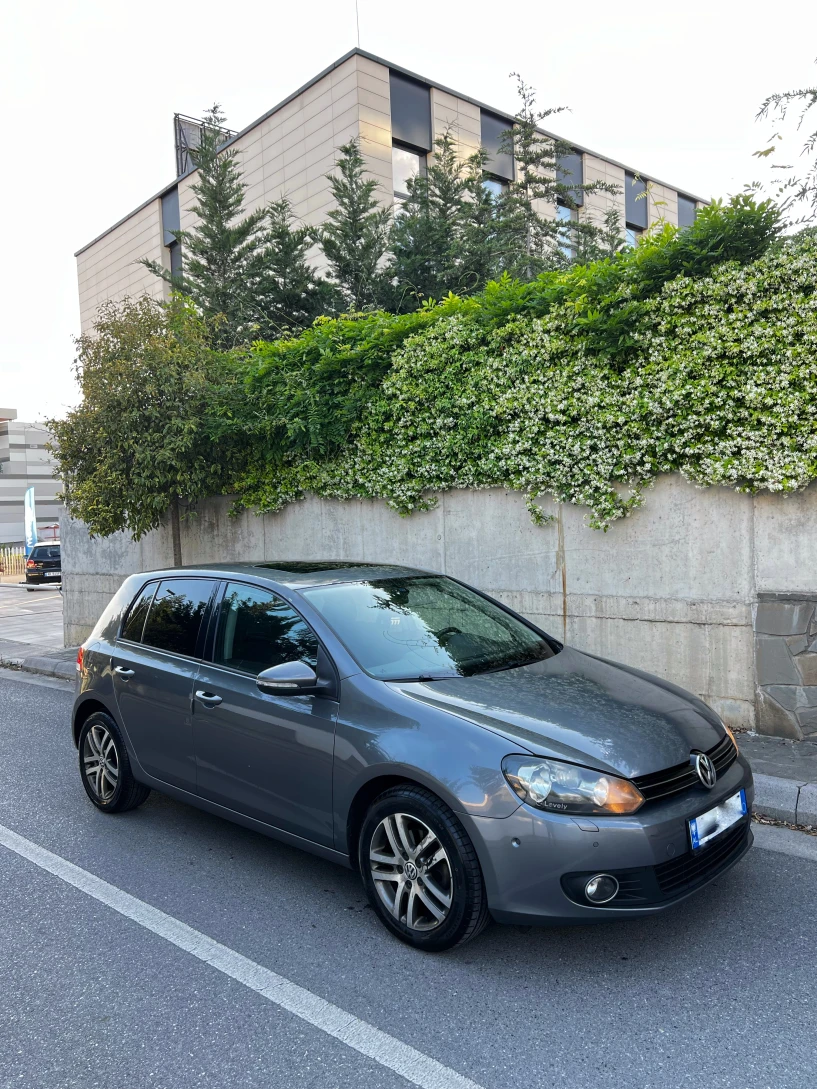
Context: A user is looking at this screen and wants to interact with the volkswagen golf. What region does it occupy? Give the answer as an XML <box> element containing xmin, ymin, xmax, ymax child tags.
<box><xmin>72</xmin><ymin>561</ymin><xmax>753</xmax><ymax>951</ymax></box>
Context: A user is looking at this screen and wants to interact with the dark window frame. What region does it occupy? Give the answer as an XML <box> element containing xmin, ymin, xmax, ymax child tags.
<box><xmin>677</xmin><ymin>193</ymin><xmax>697</xmax><ymax>229</ymax></box>
<box><xmin>625</xmin><ymin>171</ymin><xmax>649</xmax><ymax>230</ymax></box>
<box><xmin>556</xmin><ymin>150</ymin><xmax>584</xmax><ymax>208</ymax></box>
<box><xmin>480</xmin><ymin>110</ymin><xmax>515</xmax><ymax>182</ymax></box>
<box><xmin>389</xmin><ymin>71</ymin><xmax>432</xmax><ymax>152</ymax></box>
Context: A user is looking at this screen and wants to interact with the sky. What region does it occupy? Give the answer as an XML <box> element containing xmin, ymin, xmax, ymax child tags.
<box><xmin>1</xmin><ymin>0</ymin><xmax>815</xmax><ymax>422</ymax></box>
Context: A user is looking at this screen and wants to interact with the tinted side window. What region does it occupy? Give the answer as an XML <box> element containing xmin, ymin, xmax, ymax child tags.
<box><xmin>215</xmin><ymin>583</ymin><xmax>319</xmax><ymax>675</ymax></box>
<box><xmin>121</xmin><ymin>583</ymin><xmax>158</xmax><ymax>643</ymax></box>
<box><xmin>141</xmin><ymin>579</ymin><xmax>214</xmax><ymax>657</ymax></box>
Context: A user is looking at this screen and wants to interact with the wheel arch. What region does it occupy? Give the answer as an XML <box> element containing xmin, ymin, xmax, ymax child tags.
<box><xmin>72</xmin><ymin>696</ymin><xmax>116</xmax><ymax>748</ymax></box>
<box><xmin>345</xmin><ymin>770</ymin><xmax>461</xmax><ymax>871</ymax></box>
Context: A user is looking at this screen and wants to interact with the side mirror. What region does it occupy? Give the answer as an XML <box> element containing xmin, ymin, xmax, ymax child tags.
<box><xmin>256</xmin><ymin>660</ymin><xmax>319</xmax><ymax>694</ymax></box>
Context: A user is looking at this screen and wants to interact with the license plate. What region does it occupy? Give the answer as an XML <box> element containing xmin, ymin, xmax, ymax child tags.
<box><xmin>45</xmin><ymin>571</ymin><xmax>60</xmax><ymax>577</ymax></box>
<box><xmin>689</xmin><ymin>789</ymin><xmax>747</xmax><ymax>850</ymax></box>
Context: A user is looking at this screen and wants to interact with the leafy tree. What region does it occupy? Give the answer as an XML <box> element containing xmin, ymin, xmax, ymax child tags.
<box><xmin>314</xmin><ymin>139</ymin><xmax>392</xmax><ymax>310</ymax></box>
<box><xmin>754</xmin><ymin>58</ymin><xmax>817</xmax><ymax>222</ymax></box>
<box><xmin>48</xmin><ymin>296</ymin><xmax>239</xmax><ymax>565</ymax></box>
<box><xmin>142</xmin><ymin>105</ymin><xmax>265</xmax><ymax>346</ymax></box>
<box><xmin>252</xmin><ymin>198</ymin><xmax>339</xmax><ymax>336</ymax></box>
<box><xmin>495</xmin><ymin>75</ymin><xmax>619</xmax><ymax>278</ymax></box>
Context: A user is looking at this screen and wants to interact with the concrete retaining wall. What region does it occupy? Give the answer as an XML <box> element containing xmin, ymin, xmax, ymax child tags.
<box><xmin>62</xmin><ymin>475</ymin><xmax>817</xmax><ymax>734</ymax></box>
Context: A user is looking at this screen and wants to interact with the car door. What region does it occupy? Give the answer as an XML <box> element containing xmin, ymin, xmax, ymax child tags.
<box><xmin>112</xmin><ymin>577</ymin><xmax>217</xmax><ymax>791</ymax></box>
<box><xmin>192</xmin><ymin>581</ymin><xmax>338</xmax><ymax>846</ymax></box>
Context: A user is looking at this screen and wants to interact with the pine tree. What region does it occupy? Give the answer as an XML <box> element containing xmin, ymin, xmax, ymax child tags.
<box><xmin>458</xmin><ymin>147</ymin><xmax>503</xmax><ymax>293</ymax></box>
<box><xmin>251</xmin><ymin>199</ymin><xmax>339</xmax><ymax>336</ymax></box>
<box><xmin>315</xmin><ymin>140</ymin><xmax>392</xmax><ymax>310</ymax></box>
<box><xmin>388</xmin><ymin>134</ymin><xmax>503</xmax><ymax>307</ymax></box>
<box><xmin>495</xmin><ymin>76</ymin><xmax>618</xmax><ymax>278</ymax></box>
<box><xmin>143</xmin><ymin>105</ymin><xmax>265</xmax><ymax>346</ymax></box>
<box><xmin>388</xmin><ymin>131</ymin><xmax>468</xmax><ymax>306</ymax></box>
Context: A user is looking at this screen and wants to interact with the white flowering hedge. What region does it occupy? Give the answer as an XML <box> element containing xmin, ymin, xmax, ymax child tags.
<box><xmin>237</xmin><ymin>234</ymin><xmax>817</xmax><ymax>528</ymax></box>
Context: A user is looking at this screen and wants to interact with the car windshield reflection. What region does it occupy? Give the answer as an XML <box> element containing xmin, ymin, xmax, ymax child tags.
<box><xmin>303</xmin><ymin>576</ymin><xmax>556</xmax><ymax>681</ymax></box>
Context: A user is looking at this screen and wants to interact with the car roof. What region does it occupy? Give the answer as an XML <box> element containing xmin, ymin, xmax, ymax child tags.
<box><xmin>132</xmin><ymin>560</ymin><xmax>437</xmax><ymax>590</ymax></box>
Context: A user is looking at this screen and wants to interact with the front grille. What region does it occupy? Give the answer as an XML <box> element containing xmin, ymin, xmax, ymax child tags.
<box><xmin>632</xmin><ymin>733</ymin><xmax>737</xmax><ymax>803</ymax></box>
<box><xmin>653</xmin><ymin>819</ymin><xmax>749</xmax><ymax>896</ymax></box>
<box><xmin>561</xmin><ymin>818</ymin><xmax>752</xmax><ymax>908</ymax></box>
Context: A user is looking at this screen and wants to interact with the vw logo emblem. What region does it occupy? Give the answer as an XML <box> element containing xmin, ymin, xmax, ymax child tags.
<box><xmin>404</xmin><ymin>861</ymin><xmax>418</xmax><ymax>881</ymax></box>
<box><xmin>694</xmin><ymin>752</ymin><xmax>717</xmax><ymax>789</ymax></box>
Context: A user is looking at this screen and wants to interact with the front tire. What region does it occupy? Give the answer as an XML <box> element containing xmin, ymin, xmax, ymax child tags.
<box><xmin>78</xmin><ymin>712</ymin><xmax>151</xmax><ymax>813</ymax></box>
<box><xmin>359</xmin><ymin>785</ymin><xmax>490</xmax><ymax>952</ymax></box>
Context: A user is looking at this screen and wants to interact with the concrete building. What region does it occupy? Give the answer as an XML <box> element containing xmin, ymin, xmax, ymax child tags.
<box><xmin>75</xmin><ymin>49</ymin><xmax>705</xmax><ymax>331</ymax></box>
<box><xmin>0</xmin><ymin>409</ymin><xmax>61</xmax><ymax>545</ymax></box>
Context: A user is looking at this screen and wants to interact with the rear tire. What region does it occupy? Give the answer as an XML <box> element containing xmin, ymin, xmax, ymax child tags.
<box><xmin>78</xmin><ymin>712</ymin><xmax>151</xmax><ymax>813</ymax></box>
<box><xmin>359</xmin><ymin>785</ymin><xmax>490</xmax><ymax>952</ymax></box>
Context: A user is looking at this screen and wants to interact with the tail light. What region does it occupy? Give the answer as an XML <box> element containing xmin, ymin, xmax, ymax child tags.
<box><xmin>26</xmin><ymin>560</ymin><xmax>35</xmax><ymax>569</ymax></box>
<box><xmin>76</xmin><ymin>647</ymin><xmax>84</xmax><ymax>675</ymax></box>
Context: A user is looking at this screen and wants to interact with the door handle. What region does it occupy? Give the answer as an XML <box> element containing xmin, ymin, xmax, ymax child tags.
<box><xmin>194</xmin><ymin>690</ymin><xmax>223</xmax><ymax>707</ymax></box>
<box><xmin>113</xmin><ymin>665</ymin><xmax>135</xmax><ymax>678</ymax></box>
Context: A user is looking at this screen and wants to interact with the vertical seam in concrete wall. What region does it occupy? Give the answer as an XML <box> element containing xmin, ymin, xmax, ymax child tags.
<box><xmin>750</xmin><ymin>493</ymin><xmax>758</xmax><ymax>726</ymax></box>
<box><xmin>441</xmin><ymin>492</ymin><xmax>447</xmax><ymax>573</ymax></box>
<box><xmin>556</xmin><ymin>504</ymin><xmax>567</xmax><ymax>643</ymax></box>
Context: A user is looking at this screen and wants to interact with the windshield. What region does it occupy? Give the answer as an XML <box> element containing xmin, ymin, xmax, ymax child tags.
<box><xmin>303</xmin><ymin>576</ymin><xmax>556</xmax><ymax>681</ymax></box>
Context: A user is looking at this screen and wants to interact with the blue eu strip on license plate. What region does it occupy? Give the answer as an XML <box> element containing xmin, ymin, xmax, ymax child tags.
<box><xmin>689</xmin><ymin>789</ymin><xmax>747</xmax><ymax>850</ymax></box>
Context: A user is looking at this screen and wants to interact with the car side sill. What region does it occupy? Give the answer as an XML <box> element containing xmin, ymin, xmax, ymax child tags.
<box><xmin>133</xmin><ymin>769</ymin><xmax>353</xmax><ymax>870</ymax></box>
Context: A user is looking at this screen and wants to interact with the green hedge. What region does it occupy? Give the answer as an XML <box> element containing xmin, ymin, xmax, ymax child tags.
<box><xmin>234</xmin><ymin>222</ymin><xmax>817</xmax><ymax>529</ymax></box>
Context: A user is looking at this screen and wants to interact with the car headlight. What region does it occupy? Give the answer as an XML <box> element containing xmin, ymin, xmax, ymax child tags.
<box><xmin>722</xmin><ymin>723</ymin><xmax>740</xmax><ymax>754</ymax></box>
<box><xmin>502</xmin><ymin>755</ymin><xmax>644</xmax><ymax>815</ymax></box>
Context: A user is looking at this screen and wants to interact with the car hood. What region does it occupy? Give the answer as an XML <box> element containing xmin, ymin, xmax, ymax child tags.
<box><xmin>390</xmin><ymin>647</ymin><xmax>723</xmax><ymax>779</ymax></box>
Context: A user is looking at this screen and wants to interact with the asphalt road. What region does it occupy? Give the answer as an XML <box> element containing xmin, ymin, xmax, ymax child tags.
<box><xmin>1</xmin><ymin>669</ymin><xmax>815</xmax><ymax>1089</ymax></box>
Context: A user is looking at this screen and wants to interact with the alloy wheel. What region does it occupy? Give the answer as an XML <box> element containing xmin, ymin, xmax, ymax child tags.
<box><xmin>369</xmin><ymin>812</ymin><xmax>453</xmax><ymax>931</ymax></box>
<box><xmin>82</xmin><ymin>723</ymin><xmax>119</xmax><ymax>803</ymax></box>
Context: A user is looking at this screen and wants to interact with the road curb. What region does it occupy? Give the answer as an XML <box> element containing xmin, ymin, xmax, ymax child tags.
<box><xmin>16</xmin><ymin>655</ymin><xmax>76</xmax><ymax>681</ymax></box>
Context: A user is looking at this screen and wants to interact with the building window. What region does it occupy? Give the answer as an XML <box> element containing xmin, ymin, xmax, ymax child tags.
<box><xmin>625</xmin><ymin>172</ymin><xmax>648</xmax><ymax>227</ymax></box>
<box><xmin>557</xmin><ymin>150</ymin><xmax>584</xmax><ymax>207</ymax></box>
<box><xmin>161</xmin><ymin>186</ymin><xmax>182</xmax><ymax>277</ymax></box>
<box><xmin>557</xmin><ymin>202</ymin><xmax>578</xmax><ymax>257</ymax></box>
<box><xmin>677</xmin><ymin>193</ymin><xmax>697</xmax><ymax>228</ymax></box>
<box><xmin>392</xmin><ymin>144</ymin><xmax>426</xmax><ymax>206</ymax></box>
<box><xmin>625</xmin><ymin>171</ymin><xmax>648</xmax><ymax>248</ymax></box>
<box><xmin>482</xmin><ymin>175</ymin><xmax>508</xmax><ymax>200</ymax></box>
<box><xmin>480</xmin><ymin>111</ymin><xmax>514</xmax><ymax>182</ymax></box>
<box><xmin>389</xmin><ymin>71</ymin><xmax>431</xmax><ymax>151</ymax></box>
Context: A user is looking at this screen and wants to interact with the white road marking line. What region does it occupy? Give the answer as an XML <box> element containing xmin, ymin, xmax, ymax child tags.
<box><xmin>0</xmin><ymin>822</ymin><xmax>484</xmax><ymax>1089</ymax></box>
<box><xmin>752</xmin><ymin>823</ymin><xmax>817</xmax><ymax>862</ymax></box>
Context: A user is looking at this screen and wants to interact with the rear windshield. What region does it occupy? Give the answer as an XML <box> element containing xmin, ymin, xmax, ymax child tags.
<box><xmin>30</xmin><ymin>546</ymin><xmax>60</xmax><ymax>560</ymax></box>
<box><xmin>303</xmin><ymin>575</ymin><xmax>556</xmax><ymax>681</ymax></box>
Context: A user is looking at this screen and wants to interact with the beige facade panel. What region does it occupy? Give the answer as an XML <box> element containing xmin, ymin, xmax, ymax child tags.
<box><xmin>77</xmin><ymin>198</ymin><xmax>166</xmax><ymax>332</ymax></box>
<box><xmin>76</xmin><ymin>48</ymin><xmax>707</xmax><ymax>327</ymax></box>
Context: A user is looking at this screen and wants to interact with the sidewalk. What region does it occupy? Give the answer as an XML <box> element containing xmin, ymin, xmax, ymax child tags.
<box><xmin>4</xmin><ymin>640</ymin><xmax>817</xmax><ymax>827</ymax></box>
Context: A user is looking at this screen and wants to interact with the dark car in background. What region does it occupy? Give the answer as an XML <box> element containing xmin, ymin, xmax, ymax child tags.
<box><xmin>71</xmin><ymin>561</ymin><xmax>754</xmax><ymax>951</ymax></box>
<box><xmin>25</xmin><ymin>542</ymin><xmax>61</xmax><ymax>588</ymax></box>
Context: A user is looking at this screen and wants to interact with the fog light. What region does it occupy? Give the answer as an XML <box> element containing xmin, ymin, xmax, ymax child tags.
<box><xmin>584</xmin><ymin>874</ymin><xmax>619</xmax><ymax>904</ymax></box>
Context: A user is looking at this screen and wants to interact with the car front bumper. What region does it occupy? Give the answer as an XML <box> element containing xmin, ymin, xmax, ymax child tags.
<box><xmin>466</xmin><ymin>753</ymin><xmax>754</xmax><ymax>924</ymax></box>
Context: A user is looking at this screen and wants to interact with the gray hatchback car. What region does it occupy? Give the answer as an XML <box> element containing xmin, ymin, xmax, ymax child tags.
<box><xmin>73</xmin><ymin>561</ymin><xmax>753</xmax><ymax>951</ymax></box>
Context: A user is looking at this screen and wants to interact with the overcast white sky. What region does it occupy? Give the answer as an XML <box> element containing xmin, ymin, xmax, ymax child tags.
<box><xmin>1</xmin><ymin>0</ymin><xmax>815</xmax><ymax>422</ymax></box>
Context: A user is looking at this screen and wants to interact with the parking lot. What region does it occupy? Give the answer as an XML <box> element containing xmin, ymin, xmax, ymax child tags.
<box><xmin>0</xmin><ymin>667</ymin><xmax>815</xmax><ymax>1089</ymax></box>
